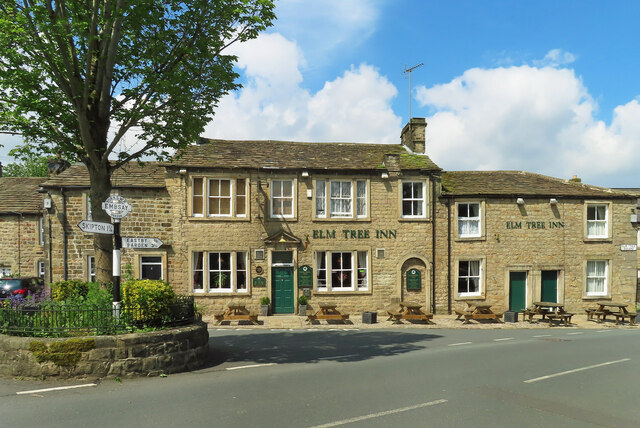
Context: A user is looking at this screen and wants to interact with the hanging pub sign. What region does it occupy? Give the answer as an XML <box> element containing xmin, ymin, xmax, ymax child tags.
<box><xmin>298</xmin><ymin>265</ymin><xmax>313</xmax><ymax>288</ymax></box>
<box><xmin>406</xmin><ymin>269</ymin><xmax>421</xmax><ymax>291</ymax></box>
<box><xmin>253</xmin><ymin>277</ymin><xmax>266</xmax><ymax>287</ymax></box>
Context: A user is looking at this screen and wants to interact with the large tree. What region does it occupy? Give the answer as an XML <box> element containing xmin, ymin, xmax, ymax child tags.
<box><xmin>0</xmin><ymin>0</ymin><xmax>275</xmax><ymax>282</ymax></box>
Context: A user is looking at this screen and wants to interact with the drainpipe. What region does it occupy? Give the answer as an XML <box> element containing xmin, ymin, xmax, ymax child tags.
<box><xmin>48</xmin><ymin>216</ymin><xmax>53</xmax><ymax>284</ymax></box>
<box><xmin>431</xmin><ymin>175</ymin><xmax>436</xmax><ymax>315</ymax></box>
<box><xmin>447</xmin><ymin>199</ymin><xmax>452</xmax><ymax>314</ymax></box>
<box><xmin>61</xmin><ymin>188</ymin><xmax>68</xmax><ymax>280</ymax></box>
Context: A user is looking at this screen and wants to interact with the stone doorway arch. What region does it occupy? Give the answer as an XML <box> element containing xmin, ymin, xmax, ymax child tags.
<box><xmin>399</xmin><ymin>256</ymin><xmax>430</xmax><ymax>310</ymax></box>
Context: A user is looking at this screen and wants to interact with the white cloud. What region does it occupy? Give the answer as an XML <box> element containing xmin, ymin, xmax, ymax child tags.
<box><xmin>205</xmin><ymin>33</ymin><xmax>401</xmax><ymax>143</ymax></box>
<box><xmin>533</xmin><ymin>49</ymin><xmax>577</xmax><ymax>68</ymax></box>
<box><xmin>415</xmin><ymin>64</ymin><xmax>640</xmax><ymax>185</ymax></box>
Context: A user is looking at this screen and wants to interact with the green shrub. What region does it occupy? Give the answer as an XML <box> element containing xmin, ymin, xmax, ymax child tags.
<box><xmin>122</xmin><ymin>279</ymin><xmax>176</xmax><ymax>323</ymax></box>
<box><xmin>260</xmin><ymin>296</ymin><xmax>270</xmax><ymax>306</ymax></box>
<box><xmin>50</xmin><ymin>280</ymin><xmax>90</xmax><ymax>301</ymax></box>
<box><xmin>297</xmin><ymin>295</ymin><xmax>308</xmax><ymax>306</ymax></box>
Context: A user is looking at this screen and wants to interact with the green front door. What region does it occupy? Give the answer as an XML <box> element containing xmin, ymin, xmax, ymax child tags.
<box><xmin>541</xmin><ymin>270</ymin><xmax>558</xmax><ymax>303</ymax></box>
<box><xmin>509</xmin><ymin>272</ymin><xmax>527</xmax><ymax>312</ymax></box>
<box><xmin>272</xmin><ymin>267</ymin><xmax>294</xmax><ymax>314</ymax></box>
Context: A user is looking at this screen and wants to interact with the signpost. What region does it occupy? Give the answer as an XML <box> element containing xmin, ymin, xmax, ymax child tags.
<box><xmin>77</xmin><ymin>220</ymin><xmax>114</xmax><ymax>235</ymax></box>
<box><xmin>102</xmin><ymin>195</ymin><xmax>131</xmax><ymax>317</ymax></box>
<box><xmin>122</xmin><ymin>237</ymin><xmax>163</xmax><ymax>249</ymax></box>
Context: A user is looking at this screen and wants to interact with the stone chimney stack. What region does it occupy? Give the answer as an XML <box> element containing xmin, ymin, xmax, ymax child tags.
<box><xmin>401</xmin><ymin>118</ymin><xmax>426</xmax><ymax>154</ymax></box>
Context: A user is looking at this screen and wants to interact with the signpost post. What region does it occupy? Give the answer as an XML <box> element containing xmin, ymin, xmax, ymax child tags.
<box><xmin>101</xmin><ymin>195</ymin><xmax>132</xmax><ymax>317</ymax></box>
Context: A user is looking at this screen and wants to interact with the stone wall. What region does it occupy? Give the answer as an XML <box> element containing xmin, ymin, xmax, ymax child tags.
<box><xmin>0</xmin><ymin>322</ymin><xmax>209</xmax><ymax>379</ymax></box>
<box><xmin>0</xmin><ymin>213</ymin><xmax>44</xmax><ymax>277</ymax></box>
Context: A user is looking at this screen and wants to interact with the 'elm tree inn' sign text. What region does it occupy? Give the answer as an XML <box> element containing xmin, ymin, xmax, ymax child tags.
<box><xmin>312</xmin><ymin>229</ymin><xmax>397</xmax><ymax>239</ymax></box>
<box><xmin>506</xmin><ymin>221</ymin><xmax>565</xmax><ymax>230</ymax></box>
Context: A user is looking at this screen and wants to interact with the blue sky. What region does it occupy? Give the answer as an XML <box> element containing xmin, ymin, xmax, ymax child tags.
<box><xmin>2</xmin><ymin>0</ymin><xmax>639</xmax><ymax>187</ymax></box>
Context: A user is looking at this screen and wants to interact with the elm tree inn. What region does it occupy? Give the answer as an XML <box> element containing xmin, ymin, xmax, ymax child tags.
<box><xmin>6</xmin><ymin>118</ymin><xmax>639</xmax><ymax>317</ymax></box>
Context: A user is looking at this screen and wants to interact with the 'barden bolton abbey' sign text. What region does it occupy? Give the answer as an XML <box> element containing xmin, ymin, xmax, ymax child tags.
<box><xmin>312</xmin><ymin>229</ymin><xmax>398</xmax><ymax>239</ymax></box>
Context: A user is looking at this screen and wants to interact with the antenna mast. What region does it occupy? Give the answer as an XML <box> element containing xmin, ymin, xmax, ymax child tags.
<box><xmin>404</xmin><ymin>63</ymin><xmax>424</xmax><ymax>122</ymax></box>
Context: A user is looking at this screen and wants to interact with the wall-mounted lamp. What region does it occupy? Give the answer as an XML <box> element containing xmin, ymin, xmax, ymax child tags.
<box><xmin>301</xmin><ymin>170</ymin><xmax>309</xmax><ymax>178</ymax></box>
<box><xmin>178</xmin><ymin>169</ymin><xmax>187</xmax><ymax>175</ymax></box>
<box><xmin>516</xmin><ymin>198</ymin><xmax>525</xmax><ymax>205</ymax></box>
<box><xmin>549</xmin><ymin>198</ymin><xmax>558</xmax><ymax>205</ymax></box>
<box><xmin>306</xmin><ymin>189</ymin><xmax>313</xmax><ymax>199</ymax></box>
<box><xmin>381</xmin><ymin>172</ymin><xmax>389</xmax><ymax>179</ymax></box>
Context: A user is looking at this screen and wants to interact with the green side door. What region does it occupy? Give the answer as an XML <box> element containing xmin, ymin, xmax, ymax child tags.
<box><xmin>509</xmin><ymin>272</ymin><xmax>527</xmax><ymax>312</ymax></box>
<box><xmin>541</xmin><ymin>270</ymin><xmax>558</xmax><ymax>303</ymax></box>
<box><xmin>272</xmin><ymin>267</ymin><xmax>294</xmax><ymax>314</ymax></box>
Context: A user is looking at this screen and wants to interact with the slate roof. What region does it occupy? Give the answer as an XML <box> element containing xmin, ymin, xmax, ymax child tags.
<box><xmin>441</xmin><ymin>171</ymin><xmax>636</xmax><ymax>199</ymax></box>
<box><xmin>168</xmin><ymin>139</ymin><xmax>441</xmax><ymax>172</ymax></box>
<box><xmin>0</xmin><ymin>177</ymin><xmax>46</xmax><ymax>214</ymax></box>
<box><xmin>41</xmin><ymin>162</ymin><xmax>166</xmax><ymax>189</ymax></box>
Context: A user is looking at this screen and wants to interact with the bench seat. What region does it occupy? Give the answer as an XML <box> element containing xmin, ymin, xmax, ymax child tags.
<box><xmin>545</xmin><ymin>312</ymin><xmax>574</xmax><ymax>326</ymax></box>
<box><xmin>614</xmin><ymin>312</ymin><xmax>637</xmax><ymax>325</ymax></box>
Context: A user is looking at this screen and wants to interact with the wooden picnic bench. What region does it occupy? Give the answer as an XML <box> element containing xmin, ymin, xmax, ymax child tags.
<box><xmin>306</xmin><ymin>302</ymin><xmax>350</xmax><ymax>324</ymax></box>
<box><xmin>214</xmin><ymin>302</ymin><xmax>259</xmax><ymax>325</ymax></box>
<box><xmin>455</xmin><ymin>303</ymin><xmax>503</xmax><ymax>324</ymax></box>
<box><xmin>525</xmin><ymin>302</ymin><xmax>573</xmax><ymax>326</ymax></box>
<box><xmin>587</xmin><ymin>302</ymin><xmax>636</xmax><ymax>325</ymax></box>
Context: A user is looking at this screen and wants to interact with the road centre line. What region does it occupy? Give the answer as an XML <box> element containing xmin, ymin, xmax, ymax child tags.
<box><xmin>308</xmin><ymin>399</ymin><xmax>448</xmax><ymax>428</ymax></box>
<box><xmin>318</xmin><ymin>354</ymin><xmax>358</xmax><ymax>360</ymax></box>
<box><xmin>226</xmin><ymin>363</ymin><xmax>276</xmax><ymax>371</ymax></box>
<box><xmin>524</xmin><ymin>358</ymin><xmax>630</xmax><ymax>383</ymax></box>
<box><xmin>533</xmin><ymin>334</ymin><xmax>551</xmax><ymax>338</ymax></box>
<box><xmin>448</xmin><ymin>342</ymin><xmax>472</xmax><ymax>346</ymax></box>
<box><xmin>494</xmin><ymin>337</ymin><xmax>514</xmax><ymax>341</ymax></box>
<box><xmin>567</xmin><ymin>332</ymin><xmax>583</xmax><ymax>335</ymax></box>
<box><xmin>17</xmin><ymin>383</ymin><xmax>97</xmax><ymax>395</ymax></box>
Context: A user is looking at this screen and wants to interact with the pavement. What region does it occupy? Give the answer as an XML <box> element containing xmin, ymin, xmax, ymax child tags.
<box><xmin>203</xmin><ymin>312</ymin><xmax>639</xmax><ymax>330</ymax></box>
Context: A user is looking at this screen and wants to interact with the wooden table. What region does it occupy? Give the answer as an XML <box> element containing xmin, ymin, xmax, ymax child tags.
<box><xmin>397</xmin><ymin>301</ymin><xmax>433</xmax><ymax>323</ymax></box>
<box><xmin>590</xmin><ymin>302</ymin><xmax>636</xmax><ymax>325</ymax></box>
<box><xmin>455</xmin><ymin>302</ymin><xmax>503</xmax><ymax>324</ymax></box>
<box><xmin>214</xmin><ymin>302</ymin><xmax>259</xmax><ymax>325</ymax></box>
<box><xmin>526</xmin><ymin>301</ymin><xmax>574</xmax><ymax>326</ymax></box>
<box><xmin>306</xmin><ymin>302</ymin><xmax>350</xmax><ymax>324</ymax></box>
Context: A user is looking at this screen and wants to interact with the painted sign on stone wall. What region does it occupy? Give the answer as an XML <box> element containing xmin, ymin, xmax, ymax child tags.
<box><xmin>406</xmin><ymin>269</ymin><xmax>421</xmax><ymax>291</ymax></box>
<box><xmin>298</xmin><ymin>265</ymin><xmax>313</xmax><ymax>288</ymax></box>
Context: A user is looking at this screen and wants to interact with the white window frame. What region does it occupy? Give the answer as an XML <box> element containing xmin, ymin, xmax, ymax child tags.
<box><xmin>88</xmin><ymin>256</ymin><xmax>96</xmax><ymax>282</ymax></box>
<box><xmin>192</xmin><ymin>251</ymin><xmax>248</xmax><ymax>294</ymax></box>
<box><xmin>315</xmin><ymin>250</ymin><xmax>369</xmax><ymax>292</ymax></box>
<box><xmin>458</xmin><ymin>202</ymin><xmax>481</xmax><ymax>238</ymax></box>
<box><xmin>457</xmin><ymin>259</ymin><xmax>482</xmax><ymax>297</ymax></box>
<box><xmin>586</xmin><ymin>260</ymin><xmax>608</xmax><ymax>297</ymax></box>
<box><xmin>586</xmin><ymin>203</ymin><xmax>609</xmax><ymax>239</ymax></box>
<box><xmin>315</xmin><ymin>179</ymin><xmax>368</xmax><ymax>219</ymax></box>
<box><xmin>191</xmin><ymin>177</ymin><xmax>248</xmax><ymax>218</ymax></box>
<box><xmin>270</xmin><ymin>179</ymin><xmax>294</xmax><ymax>218</ymax></box>
<box><xmin>401</xmin><ymin>180</ymin><xmax>427</xmax><ymax>218</ymax></box>
<box><xmin>140</xmin><ymin>255</ymin><xmax>164</xmax><ymax>280</ymax></box>
<box><xmin>37</xmin><ymin>260</ymin><xmax>45</xmax><ymax>279</ymax></box>
<box><xmin>38</xmin><ymin>217</ymin><xmax>45</xmax><ymax>245</ymax></box>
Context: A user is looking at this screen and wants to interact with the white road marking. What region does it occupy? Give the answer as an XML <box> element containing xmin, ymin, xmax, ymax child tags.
<box><xmin>524</xmin><ymin>358</ymin><xmax>630</xmax><ymax>383</ymax></box>
<box><xmin>567</xmin><ymin>332</ymin><xmax>583</xmax><ymax>335</ymax></box>
<box><xmin>318</xmin><ymin>354</ymin><xmax>358</xmax><ymax>360</ymax></box>
<box><xmin>17</xmin><ymin>383</ymin><xmax>97</xmax><ymax>395</ymax></box>
<box><xmin>533</xmin><ymin>334</ymin><xmax>551</xmax><ymax>338</ymax></box>
<box><xmin>226</xmin><ymin>363</ymin><xmax>276</xmax><ymax>371</ymax></box>
<box><xmin>448</xmin><ymin>342</ymin><xmax>472</xmax><ymax>347</ymax></box>
<box><xmin>308</xmin><ymin>399</ymin><xmax>448</xmax><ymax>427</ymax></box>
<box><xmin>596</xmin><ymin>330</ymin><xmax>610</xmax><ymax>333</ymax></box>
<box><xmin>494</xmin><ymin>337</ymin><xmax>514</xmax><ymax>341</ymax></box>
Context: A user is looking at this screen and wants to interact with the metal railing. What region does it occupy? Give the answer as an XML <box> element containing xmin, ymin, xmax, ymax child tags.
<box><xmin>0</xmin><ymin>296</ymin><xmax>195</xmax><ymax>337</ymax></box>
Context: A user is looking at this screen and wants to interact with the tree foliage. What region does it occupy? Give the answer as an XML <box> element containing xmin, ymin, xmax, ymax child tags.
<box><xmin>3</xmin><ymin>151</ymin><xmax>49</xmax><ymax>176</ymax></box>
<box><xmin>0</xmin><ymin>0</ymin><xmax>275</xmax><ymax>282</ymax></box>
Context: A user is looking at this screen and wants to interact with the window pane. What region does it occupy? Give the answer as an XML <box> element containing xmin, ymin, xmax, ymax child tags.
<box><xmin>141</xmin><ymin>256</ymin><xmax>162</xmax><ymax>280</ymax></box>
<box><xmin>236</xmin><ymin>196</ymin><xmax>246</xmax><ymax>215</ymax></box>
<box><xmin>220</xmin><ymin>198</ymin><xmax>231</xmax><ymax>215</ymax></box>
<box><xmin>193</xmin><ymin>252</ymin><xmax>204</xmax><ymax>291</ymax></box>
<box><xmin>210</xmin><ymin>180</ymin><xmax>219</xmax><ymax>197</ymax></box>
<box><xmin>220</xmin><ymin>180</ymin><xmax>231</xmax><ymax>196</ymax></box>
<box><xmin>283</xmin><ymin>181</ymin><xmax>292</xmax><ymax>197</ymax></box>
<box><xmin>236</xmin><ymin>252</ymin><xmax>247</xmax><ymax>290</ymax></box>
<box><xmin>402</xmin><ymin>183</ymin><xmax>412</xmax><ymax>199</ymax></box>
<box><xmin>356</xmin><ymin>180</ymin><xmax>366</xmax><ymax>217</ymax></box>
<box><xmin>316</xmin><ymin>181</ymin><xmax>326</xmax><ymax>217</ymax></box>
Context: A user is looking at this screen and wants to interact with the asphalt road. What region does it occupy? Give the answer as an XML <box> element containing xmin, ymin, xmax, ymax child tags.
<box><xmin>1</xmin><ymin>327</ymin><xmax>639</xmax><ymax>428</ymax></box>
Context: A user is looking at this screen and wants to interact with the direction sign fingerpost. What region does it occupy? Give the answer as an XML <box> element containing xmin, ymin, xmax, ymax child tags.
<box><xmin>102</xmin><ymin>195</ymin><xmax>131</xmax><ymax>316</ymax></box>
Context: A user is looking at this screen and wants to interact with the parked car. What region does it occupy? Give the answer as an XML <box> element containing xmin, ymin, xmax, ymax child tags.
<box><xmin>0</xmin><ymin>277</ymin><xmax>43</xmax><ymax>299</ymax></box>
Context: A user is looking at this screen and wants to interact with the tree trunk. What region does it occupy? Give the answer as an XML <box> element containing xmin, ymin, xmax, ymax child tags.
<box><xmin>87</xmin><ymin>161</ymin><xmax>114</xmax><ymax>284</ymax></box>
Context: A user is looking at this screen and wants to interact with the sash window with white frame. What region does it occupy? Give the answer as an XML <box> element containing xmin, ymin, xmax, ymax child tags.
<box><xmin>38</xmin><ymin>260</ymin><xmax>45</xmax><ymax>279</ymax></box>
<box><xmin>315</xmin><ymin>250</ymin><xmax>369</xmax><ymax>291</ymax></box>
<box><xmin>586</xmin><ymin>204</ymin><xmax>608</xmax><ymax>238</ymax></box>
<box><xmin>315</xmin><ymin>179</ymin><xmax>367</xmax><ymax>219</ymax></box>
<box><xmin>458</xmin><ymin>260</ymin><xmax>481</xmax><ymax>296</ymax></box>
<box><xmin>458</xmin><ymin>203</ymin><xmax>481</xmax><ymax>237</ymax></box>
<box><xmin>271</xmin><ymin>180</ymin><xmax>294</xmax><ymax>218</ymax></box>
<box><xmin>586</xmin><ymin>260</ymin><xmax>607</xmax><ymax>296</ymax></box>
<box><xmin>192</xmin><ymin>251</ymin><xmax>248</xmax><ymax>293</ymax></box>
<box><xmin>140</xmin><ymin>256</ymin><xmax>163</xmax><ymax>280</ymax></box>
<box><xmin>191</xmin><ymin>178</ymin><xmax>247</xmax><ymax>217</ymax></box>
<box><xmin>402</xmin><ymin>181</ymin><xmax>426</xmax><ymax>218</ymax></box>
